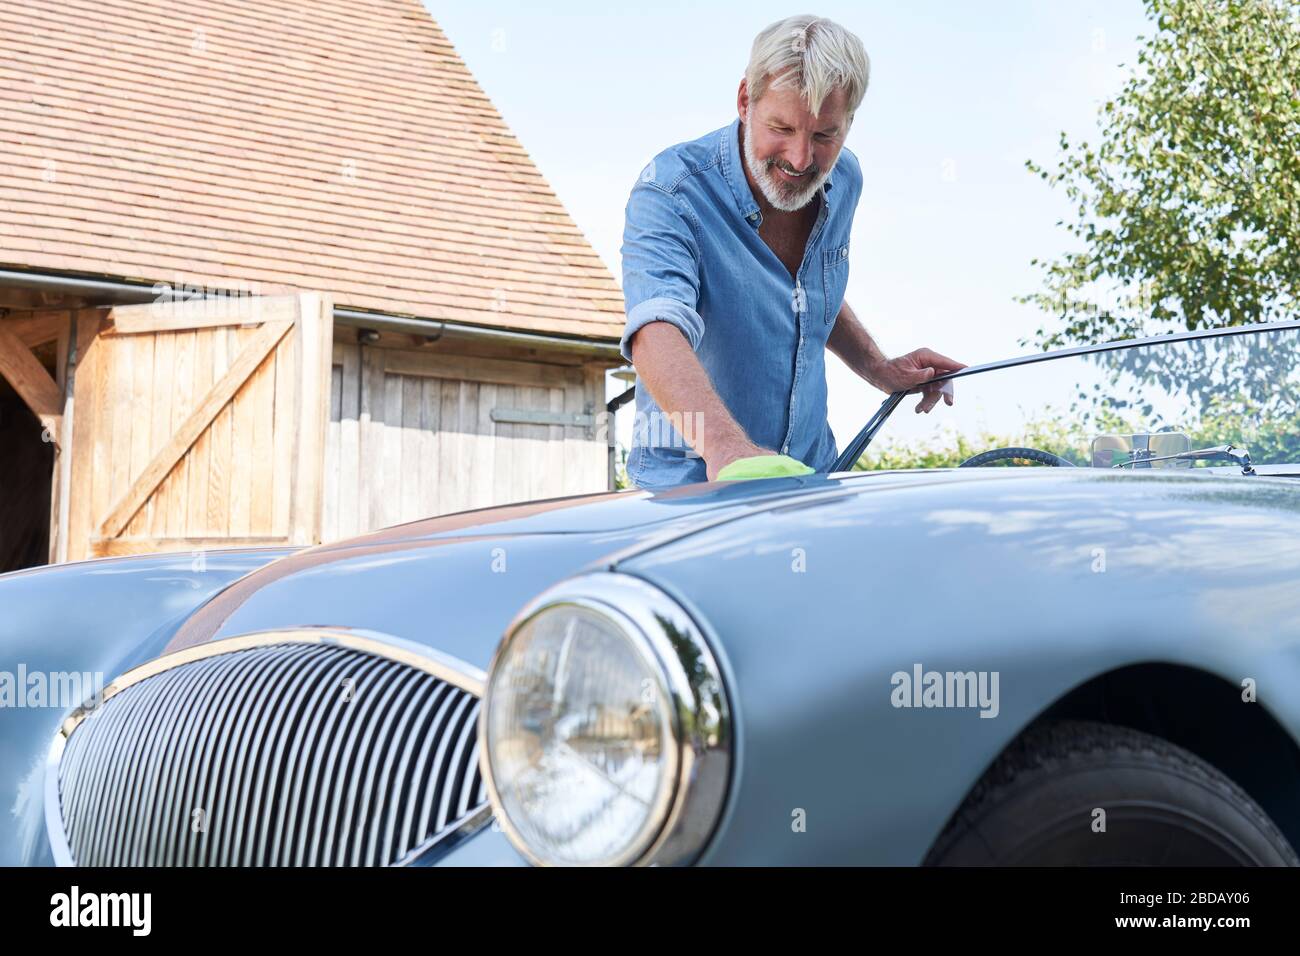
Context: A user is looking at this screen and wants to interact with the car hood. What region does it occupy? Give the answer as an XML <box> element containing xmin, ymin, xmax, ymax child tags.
<box><xmin>162</xmin><ymin>466</ymin><xmax>1283</xmax><ymax>668</ymax></box>
<box><xmin>161</xmin><ymin>470</ymin><xmax>950</xmax><ymax>663</ymax></box>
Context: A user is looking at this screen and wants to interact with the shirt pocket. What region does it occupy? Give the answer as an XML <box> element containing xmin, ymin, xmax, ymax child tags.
<box><xmin>823</xmin><ymin>240</ymin><xmax>850</xmax><ymax>324</ymax></box>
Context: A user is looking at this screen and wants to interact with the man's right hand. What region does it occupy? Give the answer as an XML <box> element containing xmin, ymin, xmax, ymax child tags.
<box><xmin>705</xmin><ymin>439</ymin><xmax>775</xmax><ymax>481</ymax></box>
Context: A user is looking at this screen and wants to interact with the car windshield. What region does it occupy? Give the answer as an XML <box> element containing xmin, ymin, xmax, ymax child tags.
<box><xmin>844</xmin><ymin>322</ymin><xmax>1300</xmax><ymax>475</ymax></box>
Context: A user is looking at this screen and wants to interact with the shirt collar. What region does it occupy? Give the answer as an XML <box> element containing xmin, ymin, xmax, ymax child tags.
<box><xmin>721</xmin><ymin>116</ymin><xmax>835</xmax><ymax>230</ymax></box>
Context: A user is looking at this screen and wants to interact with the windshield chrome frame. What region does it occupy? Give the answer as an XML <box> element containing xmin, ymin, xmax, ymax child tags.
<box><xmin>831</xmin><ymin>319</ymin><xmax>1300</xmax><ymax>473</ymax></box>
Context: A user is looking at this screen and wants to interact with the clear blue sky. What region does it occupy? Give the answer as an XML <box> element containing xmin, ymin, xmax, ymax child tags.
<box><xmin>427</xmin><ymin>1</ymin><xmax>1153</xmax><ymax>447</ymax></box>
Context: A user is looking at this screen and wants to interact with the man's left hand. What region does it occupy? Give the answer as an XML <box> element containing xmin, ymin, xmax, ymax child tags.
<box><xmin>869</xmin><ymin>348</ymin><xmax>967</xmax><ymax>413</ymax></box>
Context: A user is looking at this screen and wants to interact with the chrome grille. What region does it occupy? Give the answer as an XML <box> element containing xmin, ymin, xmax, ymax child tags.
<box><xmin>53</xmin><ymin>640</ymin><xmax>488</xmax><ymax>866</ymax></box>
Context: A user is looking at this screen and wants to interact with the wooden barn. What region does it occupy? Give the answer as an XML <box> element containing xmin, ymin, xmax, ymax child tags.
<box><xmin>0</xmin><ymin>0</ymin><xmax>628</xmax><ymax>572</ymax></box>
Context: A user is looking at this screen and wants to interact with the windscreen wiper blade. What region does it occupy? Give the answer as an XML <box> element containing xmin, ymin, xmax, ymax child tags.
<box><xmin>1112</xmin><ymin>444</ymin><xmax>1257</xmax><ymax>476</ymax></box>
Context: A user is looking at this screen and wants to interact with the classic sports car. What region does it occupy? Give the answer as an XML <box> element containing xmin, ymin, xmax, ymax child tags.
<box><xmin>2</xmin><ymin>320</ymin><xmax>1299</xmax><ymax>867</ymax></box>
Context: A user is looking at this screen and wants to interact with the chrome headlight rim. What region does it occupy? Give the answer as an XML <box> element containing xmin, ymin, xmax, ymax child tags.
<box><xmin>481</xmin><ymin>572</ymin><xmax>732</xmax><ymax>868</ymax></box>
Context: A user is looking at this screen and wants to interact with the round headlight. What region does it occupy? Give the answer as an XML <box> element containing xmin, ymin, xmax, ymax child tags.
<box><xmin>481</xmin><ymin>573</ymin><xmax>730</xmax><ymax>867</ymax></box>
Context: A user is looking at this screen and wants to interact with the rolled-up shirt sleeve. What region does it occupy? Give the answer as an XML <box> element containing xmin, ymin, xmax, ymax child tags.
<box><xmin>619</xmin><ymin>178</ymin><xmax>704</xmax><ymax>363</ymax></box>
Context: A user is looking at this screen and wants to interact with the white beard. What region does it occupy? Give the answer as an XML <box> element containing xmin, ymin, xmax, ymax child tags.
<box><xmin>741</xmin><ymin>122</ymin><xmax>832</xmax><ymax>212</ymax></box>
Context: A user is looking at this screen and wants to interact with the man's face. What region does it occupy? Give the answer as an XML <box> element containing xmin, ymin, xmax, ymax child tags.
<box><xmin>739</xmin><ymin>75</ymin><xmax>849</xmax><ymax>213</ymax></box>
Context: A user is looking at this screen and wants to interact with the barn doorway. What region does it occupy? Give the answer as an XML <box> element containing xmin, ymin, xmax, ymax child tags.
<box><xmin>0</xmin><ymin>342</ymin><xmax>56</xmax><ymax>572</ymax></box>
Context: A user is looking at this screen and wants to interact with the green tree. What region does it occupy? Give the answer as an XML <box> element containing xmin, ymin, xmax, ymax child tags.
<box><xmin>613</xmin><ymin>443</ymin><xmax>631</xmax><ymax>490</ymax></box>
<box><xmin>1023</xmin><ymin>0</ymin><xmax>1300</xmax><ymax>349</ymax></box>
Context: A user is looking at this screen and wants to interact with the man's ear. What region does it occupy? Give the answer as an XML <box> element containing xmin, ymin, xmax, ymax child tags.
<box><xmin>737</xmin><ymin>77</ymin><xmax>749</xmax><ymax>124</ymax></box>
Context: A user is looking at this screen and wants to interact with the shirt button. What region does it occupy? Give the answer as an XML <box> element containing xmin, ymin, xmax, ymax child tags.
<box><xmin>781</xmin><ymin>443</ymin><xmax>789</xmax><ymax>454</ymax></box>
<box><xmin>841</xmin><ymin>247</ymin><xmax>848</xmax><ymax>259</ymax></box>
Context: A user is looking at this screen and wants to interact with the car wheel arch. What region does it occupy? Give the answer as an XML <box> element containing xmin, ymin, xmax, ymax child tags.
<box><xmin>922</xmin><ymin>662</ymin><xmax>1300</xmax><ymax>862</ymax></box>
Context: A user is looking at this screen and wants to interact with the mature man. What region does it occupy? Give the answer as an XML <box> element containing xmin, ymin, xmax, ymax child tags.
<box><xmin>620</xmin><ymin>15</ymin><xmax>965</xmax><ymax>489</ymax></box>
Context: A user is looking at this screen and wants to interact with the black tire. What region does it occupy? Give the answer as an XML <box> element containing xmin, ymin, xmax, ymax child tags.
<box><xmin>925</xmin><ymin>720</ymin><xmax>1299</xmax><ymax>866</ymax></box>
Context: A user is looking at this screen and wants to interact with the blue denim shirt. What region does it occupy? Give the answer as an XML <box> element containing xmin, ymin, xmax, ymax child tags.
<box><xmin>619</xmin><ymin>117</ymin><xmax>862</xmax><ymax>490</ymax></box>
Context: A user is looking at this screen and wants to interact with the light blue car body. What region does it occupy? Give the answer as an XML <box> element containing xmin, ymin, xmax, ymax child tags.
<box><xmin>5</xmin><ymin>466</ymin><xmax>1300</xmax><ymax>865</ymax></box>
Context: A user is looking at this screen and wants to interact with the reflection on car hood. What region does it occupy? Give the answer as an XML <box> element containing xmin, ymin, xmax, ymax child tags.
<box><xmin>161</xmin><ymin>470</ymin><xmax>940</xmax><ymax>655</ymax></box>
<box><xmin>164</xmin><ymin>467</ymin><xmax>1285</xmax><ymax>660</ymax></box>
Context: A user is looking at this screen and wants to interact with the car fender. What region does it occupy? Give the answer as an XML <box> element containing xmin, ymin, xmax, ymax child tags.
<box><xmin>618</xmin><ymin>471</ymin><xmax>1300</xmax><ymax>864</ymax></box>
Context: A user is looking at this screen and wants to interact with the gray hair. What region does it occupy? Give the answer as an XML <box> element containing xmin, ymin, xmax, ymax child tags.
<box><xmin>745</xmin><ymin>15</ymin><xmax>870</xmax><ymax>121</ymax></box>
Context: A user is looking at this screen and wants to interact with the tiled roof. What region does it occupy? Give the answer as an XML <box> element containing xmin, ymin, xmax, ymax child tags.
<box><xmin>0</xmin><ymin>0</ymin><xmax>624</xmax><ymax>340</ymax></box>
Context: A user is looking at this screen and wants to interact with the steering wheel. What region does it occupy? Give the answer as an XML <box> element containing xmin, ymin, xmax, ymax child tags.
<box><xmin>958</xmin><ymin>446</ymin><xmax>1076</xmax><ymax>468</ymax></box>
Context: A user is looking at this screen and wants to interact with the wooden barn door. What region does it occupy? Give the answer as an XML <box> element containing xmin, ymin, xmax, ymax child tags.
<box><xmin>65</xmin><ymin>293</ymin><xmax>332</xmax><ymax>560</ymax></box>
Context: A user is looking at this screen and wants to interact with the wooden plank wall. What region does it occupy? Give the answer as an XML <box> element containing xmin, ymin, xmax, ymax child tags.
<box><xmin>323</xmin><ymin>341</ymin><xmax>608</xmax><ymax>542</ymax></box>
